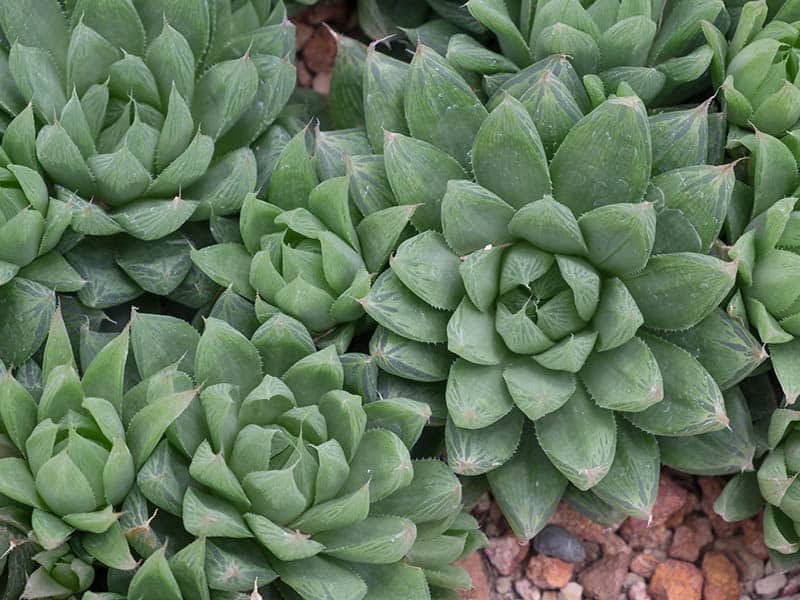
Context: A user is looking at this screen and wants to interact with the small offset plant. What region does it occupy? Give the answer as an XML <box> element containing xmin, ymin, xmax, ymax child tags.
<box><xmin>708</xmin><ymin>3</ymin><xmax>800</xmax><ymax>567</ymax></box>
<box><xmin>723</xmin><ymin>132</ymin><xmax>800</xmax><ymax>404</ymax></box>
<box><xmin>192</xmin><ymin>124</ymin><xmax>420</xmax><ymax>348</ymax></box>
<box><xmin>703</xmin><ymin>0</ymin><xmax>800</xmax><ymax>138</ymax></box>
<box><xmin>0</xmin><ymin>0</ymin><xmax>296</xmax><ymax>367</ymax></box>
<box><xmin>0</xmin><ymin>309</ymin><xmax>195</xmax><ymax>598</ymax></box>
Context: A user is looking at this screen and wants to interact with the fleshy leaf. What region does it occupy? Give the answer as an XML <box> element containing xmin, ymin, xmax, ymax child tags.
<box><xmin>623</xmin><ymin>253</ymin><xmax>736</xmax><ymax>331</ymax></box>
<box><xmin>550</xmin><ymin>95</ymin><xmax>651</xmax><ymax>216</ymax></box>
<box><xmin>536</xmin><ymin>384</ymin><xmax>616</xmax><ymax>490</ymax></box>
<box><xmin>487</xmin><ymin>428</ymin><xmax>567</xmax><ymax>541</ymax></box>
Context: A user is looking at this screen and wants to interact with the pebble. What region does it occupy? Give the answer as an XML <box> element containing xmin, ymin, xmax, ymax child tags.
<box><xmin>624</xmin><ymin>573</ymin><xmax>645</xmax><ymax>591</ymax></box>
<box><xmin>485</xmin><ymin>531</ymin><xmax>530</xmax><ymax>576</ymax></box>
<box><xmin>579</xmin><ymin>551</ymin><xmax>632</xmax><ymax>600</ymax></box>
<box><xmin>649</xmin><ymin>559</ymin><xmax>703</xmax><ymax>600</ymax></box>
<box><xmin>584</xmin><ymin>541</ymin><xmax>602</xmax><ymax>562</ymax></box>
<box><xmin>631</xmin><ymin>552</ymin><xmax>661</xmax><ymax>578</ymax></box>
<box><xmin>560</xmin><ymin>582</ymin><xmax>583</xmax><ymax>600</ymax></box>
<box><xmin>515</xmin><ymin>579</ymin><xmax>542</xmax><ymax>600</ymax></box>
<box><xmin>294</xmin><ymin>22</ymin><xmax>314</xmax><ymax>51</ymax></box>
<box><xmin>534</xmin><ymin>525</ymin><xmax>587</xmax><ymax>563</ymax></box>
<box><xmin>743</xmin><ymin>519</ymin><xmax>771</xmax><ymax>561</ymax></box>
<box><xmin>650</xmin><ymin>474</ymin><xmax>690</xmax><ymax>526</ymax></box>
<box><xmin>628</xmin><ymin>580</ymin><xmax>651</xmax><ymax>600</ymax></box>
<box><xmin>302</xmin><ymin>27</ymin><xmax>337</xmax><ymax>73</ymax></box>
<box><xmin>311</xmin><ymin>70</ymin><xmax>332</xmax><ymax>95</ymax></box>
<box><xmin>782</xmin><ymin>574</ymin><xmax>800</xmax><ymax>596</ymax></box>
<box><xmin>727</xmin><ymin>550</ymin><xmax>765</xmax><ymax>582</ymax></box>
<box><xmin>543</xmin><ymin>591</ymin><xmax>559</xmax><ymax>600</ymax></box>
<box><xmin>669</xmin><ymin>525</ymin><xmax>700</xmax><ymax>562</ymax></box>
<box><xmin>703</xmin><ymin>552</ymin><xmax>741</xmax><ymax>600</ymax></box>
<box><xmin>620</xmin><ymin>522</ymin><xmax>672</xmax><ymax>551</ymax></box>
<box><xmin>496</xmin><ymin>576</ymin><xmax>512</xmax><ymax>594</ymax></box>
<box><xmin>754</xmin><ymin>573</ymin><xmax>787</xmax><ymax>598</ymax></box>
<box><xmin>527</xmin><ymin>554</ymin><xmax>574</xmax><ymax>589</ymax></box>
<box><xmin>550</xmin><ymin>504</ymin><xmax>632</xmax><ymax>557</ymax></box>
<box><xmin>684</xmin><ymin>515</ymin><xmax>714</xmax><ymax>550</ymax></box>
<box><xmin>302</xmin><ymin>1</ymin><xmax>350</xmax><ymax>25</ymax></box>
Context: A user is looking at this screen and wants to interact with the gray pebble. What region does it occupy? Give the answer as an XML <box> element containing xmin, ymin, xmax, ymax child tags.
<box><xmin>533</xmin><ymin>525</ymin><xmax>586</xmax><ymax>563</ymax></box>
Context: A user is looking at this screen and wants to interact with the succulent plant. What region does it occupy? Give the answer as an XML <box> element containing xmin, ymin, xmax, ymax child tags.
<box><xmin>715</xmin><ymin>110</ymin><xmax>800</xmax><ymax>408</ymax></box>
<box><xmin>348</xmin><ymin>42</ymin><xmax>769</xmax><ymax>540</ymax></box>
<box><xmin>703</xmin><ymin>0</ymin><xmax>800</xmax><ymax>138</ymax></box>
<box><xmin>0</xmin><ymin>0</ymin><xmax>296</xmax><ymax>367</ymax></box>
<box><xmin>712</xmin><ymin>405</ymin><xmax>800</xmax><ymax>567</ymax></box>
<box><xmin>0</xmin><ymin>307</ymin><xmax>199</xmax><ymax>598</ymax></box>
<box><xmin>336</xmin><ymin>0</ymin><xmax>730</xmax><ymax>109</ymax></box>
<box><xmin>192</xmin><ymin>123</ymin><xmax>420</xmax><ymax>347</ymax></box>
<box><xmin>123</xmin><ymin>313</ymin><xmax>482</xmax><ymax>600</ymax></box>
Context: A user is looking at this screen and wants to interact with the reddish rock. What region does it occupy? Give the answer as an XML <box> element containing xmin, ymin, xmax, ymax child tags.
<box><xmin>666</xmin><ymin>493</ymin><xmax>699</xmax><ymax>528</ymax></box>
<box><xmin>722</xmin><ymin>548</ymin><xmax>764</xmax><ymax>582</ymax></box>
<box><xmin>781</xmin><ymin>575</ymin><xmax>800</xmax><ymax>596</ymax></box>
<box><xmin>527</xmin><ymin>555</ymin><xmax>574</xmax><ymax>589</ymax></box>
<box><xmin>754</xmin><ymin>572</ymin><xmax>787</xmax><ymax>598</ymax></box>
<box><xmin>312</xmin><ymin>71</ymin><xmax>332</xmax><ymax>95</ymax></box>
<box><xmin>457</xmin><ymin>553</ymin><xmax>490</xmax><ymax>600</ymax></box>
<box><xmin>684</xmin><ymin>515</ymin><xmax>713</xmax><ymax>550</ymax></box>
<box><xmin>631</xmin><ymin>552</ymin><xmax>662</xmax><ymax>578</ymax></box>
<box><xmin>669</xmin><ymin>526</ymin><xmax>700</xmax><ymax>562</ymax></box>
<box><xmin>620</xmin><ymin>521</ymin><xmax>671</xmax><ymax>551</ymax></box>
<box><xmin>628</xmin><ymin>580</ymin><xmax>651</xmax><ymax>600</ymax></box>
<box><xmin>560</xmin><ymin>582</ymin><xmax>583</xmax><ymax>600</ymax></box>
<box><xmin>600</xmin><ymin>533</ymin><xmax>631</xmax><ymax>556</ymax></box>
<box><xmin>584</xmin><ymin>541</ymin><xmax>601</xmax><ymax>562</ymax></box>
<box><xmin>515</xmin><ymin>578</ymin><xmax>542</xmax><ymax>600</ymax></box>
<box><xmin>578</xmin><ymin>552</ymin><xmax>632</xmax><ymax>600</ymax></box>
<box><xmin>783</xmin><ymin>574</ymin><xmax>800</xmax><ymax>596</ymax></box>
<box><xmin>741</xmin><ymin>517</ymin><xmax>770</xmax><ymax>561</ymax></box>
<box><xmin>485</xmin><ymin>532</ymin><xmax>530</xmax><ymax>576</ymax></box>
<box><xmin>495</xmin><ymin>576</ymin><xmax>512</xmax><ymax>594</ymax></box>
<box><xmin>295</xmin><ymin>22</ymin><xmax>314</xmax><ymax>51</ymax></box>
<box><xmin>650</xmin><ymin>474</ymin><xmax>690</xmax><ymax>526</ymax></box>
<box><xmin>649</xmin><ymin>560</ymin><xmax>703</xmax><ymax>600</ymax></box>
<box><xmin>698</xmin><ymin>478</ymin><xmax>738</xmax><ymax>537</ymax></box>
<box><xmin>304</xmin><ymin>1</ymin><xmax>351</xmax><ymax>25</ymax></box>
<box><xmin>302</xmin><ymin>28</ymin><xmax>337</xmax><ymax>73</ymax></box>
<box><xmin>551</xmin><ymin>503</ymin><xmax>630</xmax><ymax>555</ymax></box>
<box><xmin>702</xmin><ymin>552</ymin><xmax>740</xmax><ymax>600</ymax></box>
<box><xmin>551</xmin><ymin>502</ymin><xmax>608</xmax><ymax>542</ymax></box>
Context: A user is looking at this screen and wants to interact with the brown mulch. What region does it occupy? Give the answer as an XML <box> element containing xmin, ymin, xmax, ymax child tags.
<box><xmin>459</xmin><ymin>473</ymin><xmax>800</xmax><ymax>600</ymax></box>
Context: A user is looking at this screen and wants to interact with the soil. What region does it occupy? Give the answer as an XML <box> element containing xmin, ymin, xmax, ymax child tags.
<box><xmin>460</xmin><ymin>474</ymin><xmax>800</xmax><ymax>600</ymax></box>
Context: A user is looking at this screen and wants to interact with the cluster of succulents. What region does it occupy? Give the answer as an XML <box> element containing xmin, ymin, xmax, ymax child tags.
<box><xmin>3</xmin><ymin>0</ymin><xmax>800</xmax><ymax>595</ymax></box>
<box><xmin>0</xmin><ymin>0</ymin><xmax>296</xmax><ymax>368</ymax></box>
<box><xmin>0</xmin><ymin>308</ymin><xmax>482</xmax><ymax>599</ymax></box>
